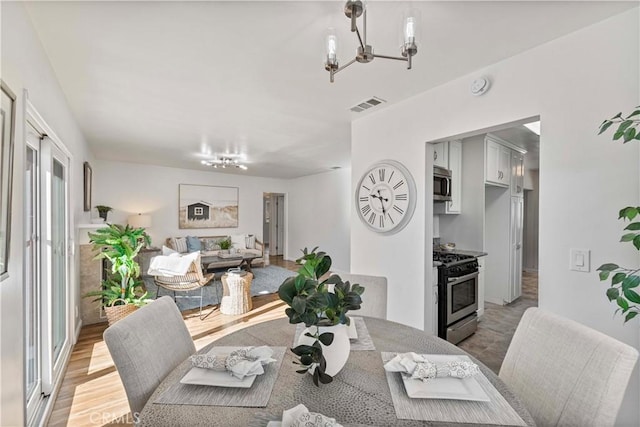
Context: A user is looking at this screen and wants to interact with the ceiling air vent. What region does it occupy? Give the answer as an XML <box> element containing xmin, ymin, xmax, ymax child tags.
<box><xmin>350</xmin><ymin>96</ymin><xmax>386</xmax><ymax>113</ymax></box>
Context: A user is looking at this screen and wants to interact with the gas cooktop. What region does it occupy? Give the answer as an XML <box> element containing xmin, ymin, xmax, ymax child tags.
<box><xmin>433</xmin><ymin>252</ymin><xmax>476</xmax><ymax>266</ymax></box>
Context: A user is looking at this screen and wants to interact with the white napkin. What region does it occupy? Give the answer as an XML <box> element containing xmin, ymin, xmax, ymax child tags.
<box><xmin>266</xmin><ymin>404</ymin><xmax>343</xmax><ymax>427</ymax></box>
<box><xmin>148</xmin><ymin>251</ymin><xmax>199</xmax><ymax>276</ymax></box>
<box><xmin>384</xmin><ymin>352</ymin><xmax>480</xmax><ymax>381</ymax></box>
<box><xmin>190</xmin><ymin>346</ymin><xmax>276</xmax><ymax>380</ymax></box>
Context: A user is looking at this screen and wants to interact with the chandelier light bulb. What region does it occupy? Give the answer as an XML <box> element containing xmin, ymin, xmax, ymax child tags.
<box><xmin>404</xmin><ymin>17</ymin><xmax>415</xmax><ymax>44</ymax></box>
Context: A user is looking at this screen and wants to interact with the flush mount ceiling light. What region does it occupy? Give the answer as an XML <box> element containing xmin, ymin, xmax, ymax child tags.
<box><xmin>324</xmin><ymin>1</ymin><xmax>419</xmax><ymax>83</ymax></box>
<box><xmin>201</xmin><ymin>157</ymin><xmax>248</xmax><ymax>170</ymax></box>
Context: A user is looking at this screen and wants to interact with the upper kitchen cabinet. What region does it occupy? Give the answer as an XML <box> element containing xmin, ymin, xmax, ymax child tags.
<box><xmin>511</xmin><ymin>151</ymin><xmax>525</xmax><ymax>197</ymax></box>
<box><xmin>485</xmin><ymin>136</ymin><xmax>511</xmax><ymax>187</ymax></box>
<box><xmin>433</xmin><ymin>142</ymin><xmax>448</xmax><ymax>168</ymax></box>
<box><xmin>433</xmin><ymin>140</ymin><xmax>462</xmax><ymax>214</ymax></box>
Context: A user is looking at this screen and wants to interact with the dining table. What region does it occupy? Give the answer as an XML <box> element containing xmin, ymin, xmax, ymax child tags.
<box><xmin>139</xmin><ymin>317</ymin><xmax>535</xmax><ymax>426</ymax></box>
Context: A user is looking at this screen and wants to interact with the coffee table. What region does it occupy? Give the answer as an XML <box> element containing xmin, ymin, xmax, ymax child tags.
<box><xmin>200</xmin><ymin>253</ymin><xmax>260</xmax><ymax>273</ymax></box>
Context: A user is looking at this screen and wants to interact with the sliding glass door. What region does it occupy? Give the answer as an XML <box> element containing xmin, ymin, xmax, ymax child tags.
<box><xmin>25</xmin><ymin>121</ymin><xmax>71</xmax><ymax>421</ymax></box>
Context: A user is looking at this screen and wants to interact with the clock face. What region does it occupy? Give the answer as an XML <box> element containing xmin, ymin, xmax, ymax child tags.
<box><xmin>355</xmin><ymin>160</ymin><xmax>416</xmax><ymax>234</ymax></box>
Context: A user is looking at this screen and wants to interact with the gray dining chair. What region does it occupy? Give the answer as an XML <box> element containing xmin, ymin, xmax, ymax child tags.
<box><xmin>339</xmin><ymin>273</ymin><xmax>387</xmax><ymax>319</ymax></box>
<box><xmin>103</xmin><ymin>296</ymin><xmax>196</xmax><ymax>416</ymax></box>
<box><xmin>499</xmin><ymin>307</ymin><xmax>638</xmax><ymax>427</ymax></box>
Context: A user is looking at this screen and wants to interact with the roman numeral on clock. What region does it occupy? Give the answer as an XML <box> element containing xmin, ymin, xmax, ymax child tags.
<box><xmin>378</xmin><ymin>168</ymin><xmax>385</xmax><ymax>182</ymax></box>
<box><xmin>369</xmin><ymin>173</ymin><xmax>376</xmax><ymax>185</ymax></box>
<box><xmin>393</xmin><ymin>180</ymin><xmax>404</xmax><ymax>190</ymax></box>
<box><xmin>379</xmin><ymin>214</ymin><xmax>385</xmax><ymax>228</ymax></box>
<box><xmin>359</xmin><ymin>196</ymin><xmax>369</xmax><ymax>202</ymax></box>
<box><xmin>395</xmin><ymin>193</ymin><xmax>407</xmax><ymax>201</ymax></box>
<box><xmin>393</xmin><ymin>205</ymin><xmax>404</xmax><ymax>215</ymax></box>
<box><xmin>388</xmin><ymin>170</ymin><xmax>394</xmax><ymax>183</ymax></box>
<box><xmin>368</xmin><ymin>212</ymin><xmax>376</xmax><ymax>225</ymax></box>
<box><xmin>361</xmin><ymin>204</ymin><xmax>371</xmax><ymax>216</ymax></box>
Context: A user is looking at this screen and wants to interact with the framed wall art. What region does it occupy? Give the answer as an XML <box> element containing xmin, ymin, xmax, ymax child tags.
<box><xmin>179</xmin><ymin>184</ymin><xmax>239</xmax><ymax>229</ymax></box>
<box><xmin>83</xmin><ymin>161</ymin><xmax>92</xmax><ymax>212</ymax></box>
<box><xmin>0</xmin><ymin>81</ymin><xmax>16</xmax><ymax>281</ymax></box>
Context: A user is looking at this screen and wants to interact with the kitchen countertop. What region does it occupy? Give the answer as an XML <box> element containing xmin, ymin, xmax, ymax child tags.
<box><xmin>434</xmin><ymin>248</ymin><xmax>488</xmax><ymax>258</ymax></box>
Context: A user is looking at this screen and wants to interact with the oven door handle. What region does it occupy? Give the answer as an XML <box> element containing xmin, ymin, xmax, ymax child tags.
<box><xmin>448</xmin><ymin>271</ymin><xmax>479</xmax><ymax>284</ymax></box>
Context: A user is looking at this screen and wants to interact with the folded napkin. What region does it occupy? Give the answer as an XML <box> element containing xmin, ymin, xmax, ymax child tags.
<box><xmin>384</xmin><ymin>352</ymin><xmax>480</xmax><ymax>381</ymax></box>
<box><xmin>190</xmin><ymin>346</ymin><xmax>276</xmax><ymax>380</ymax></box>
<box><xmin>148</xmin><ymin>251</ymin><xmax>199</xmax><ymax>276</ymax></box>
<box><xmin>266</xmin><ymin>404</ymin><xmax>342</xmax><ymax>427</ymax></box>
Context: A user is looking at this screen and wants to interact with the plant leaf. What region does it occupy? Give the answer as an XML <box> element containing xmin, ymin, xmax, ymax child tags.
<box><xmin>623</xmin><ymin>127</ymin><xmax>637</xmax><ymax>143</ymax></box>
<box><xmin>621</xmin><ymin>233</ymin><xmax>637</xmax><ymax>242</ymax></box>
<box><xmin>634</xmin><ymin>235</ymin><xmax>640</xmax><ymax>251</ymax></box>
<box><xmin>597</xmin><ymin>263</ymin><xmax>619</xmax><ymax>272</ymax></box>
<box><xmin>623</xmin><ymin>289</ymin><xmax>640</xmax><ymax>304</ymax></box>
<box><xmin>625</xmin><ymin>311</ymin><xmax>638</xmax><ymax>322</ymax></box>
<box><xmin>606</xmin><ymin>287</ymin><xmax>620</xmax><ymax>301</ymax></box>
<box><xmin>598</xmin><ymin>120</ymin><xmax>613</xmax><ymax>134</ymax></box>
<box><xmin>612</xmin><ymin>272</ymin><xmax>627</xmax><ymax>285</ymax></box>
<box><xmin>624</xmin><ymin>222</ymin><xmax>640</xmax><ymax>231</ymax></box>
<box><xmin>599</xmin><ymin>271</ymin><xmax>610</xmax><ymax>281</ymax></box>
<box><xmin>622</xmin><ymin>275</ymin><xmax>640</xmax><ymax>289</ymax></box>
<box><xmin>318</xmin><ymin>332</ymin><xmax>334</xmax><ymax>346</ymax></box>
<box><xmin>617</xmin><ymin>296</ymin><xmax>629</xmax><ymax>311</ymax></box>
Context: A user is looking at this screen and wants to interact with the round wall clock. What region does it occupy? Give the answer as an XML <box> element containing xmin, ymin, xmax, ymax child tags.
<box><xmin>355</xmin><ymin>159</ymin><xmax>417</xmax><ymax>235</ymax></box>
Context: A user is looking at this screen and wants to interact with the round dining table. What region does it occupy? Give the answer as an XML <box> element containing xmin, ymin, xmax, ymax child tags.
<box><xmin>139</xmin><ymin>317</ymin><xmax>535</xmax><ymax>426</ymax></box>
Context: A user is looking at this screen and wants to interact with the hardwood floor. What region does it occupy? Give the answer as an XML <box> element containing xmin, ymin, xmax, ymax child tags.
<box><xmin>50</xmin><ymin>260</ymin><xmax>536</xmax><ymax>426</ymax></box>
<box><xmin>49</xmin><ymin>257</ymin><xmax>297</xmax><ymax>427</ymax></box>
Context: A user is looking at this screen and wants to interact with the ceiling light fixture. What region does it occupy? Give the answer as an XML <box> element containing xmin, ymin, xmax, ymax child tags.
<box><xmin>324</xmin><ymin>1</ymin><xmax>418</xmax><ymax>83</ymax></box>
<box><xmin>201</xmin><ymin>157</ymin><xmax>248</xmax><ymax>170</ymax></box>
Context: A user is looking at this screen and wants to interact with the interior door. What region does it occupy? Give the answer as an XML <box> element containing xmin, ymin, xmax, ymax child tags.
<box><xmin>269</xmin><ymin>194</ymin><xmax>285</xmax><ymax>256</ymax></box>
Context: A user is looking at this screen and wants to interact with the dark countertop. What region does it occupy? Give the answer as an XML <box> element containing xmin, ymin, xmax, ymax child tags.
<box><xmin>434</xmin><ymin>248</ymin><xmax>488</xmax><ymax>258</ymax></box>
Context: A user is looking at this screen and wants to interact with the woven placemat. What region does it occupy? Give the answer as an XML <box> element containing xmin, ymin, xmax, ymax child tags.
<box><xmin>154</xmin><ymin>347</ymin><xmax>285</xmax><ymax>407</ymax></box>
<box><xmin>381</xmin><ymin>352</ymin><xmax>527</xmax><ymax>426</ymax></box>
<box><xmin>293</xmin><ymin>317</ymin><xmax>375</xmax><ymax>351</ymax></box>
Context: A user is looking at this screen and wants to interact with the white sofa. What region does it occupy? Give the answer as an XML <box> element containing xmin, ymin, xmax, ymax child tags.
<box><xmin>166</xmin><ymin>234</ymin><xmax>264</xmax><ymax>268</ymax></box>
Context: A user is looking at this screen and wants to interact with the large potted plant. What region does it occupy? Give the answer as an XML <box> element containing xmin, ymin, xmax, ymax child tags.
<box><xmin>596</xmin><ymin>107</ymin><xmax>640</xmax><ymax>322</ymax></box>
<box><xmin>85</xmin><ymin>223</ymin><xmax>152</xmax><ymax>325</ymax></box>
<box><xmin>278</xmin><ymin>247</ymin><xmax>364</xmax><ymax>386</ymax></box>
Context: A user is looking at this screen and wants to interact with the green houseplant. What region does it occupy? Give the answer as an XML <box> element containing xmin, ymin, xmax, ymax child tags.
<box><xmin>85</xmin><ymin>223</ymin><xmax>152</xmax><ymax>324</ymax></box>
<box><xmin>219</xmin><ymin>237</ymin><xmax>232</xmax><ymax>251</ymax></box>
<box><xmin>596</xmin><ymin>106</ymin><xmax>640</xmax><ymax>322</ymax></box>
<box><xmin>95</xmin><ymin>205</ymin><xmax>113</xmax><ymax>221</ymax></box>
<box><xmin>278</xmin><ymin>247</ymin><xmax>364</xmax><ymax>386</ymax></box>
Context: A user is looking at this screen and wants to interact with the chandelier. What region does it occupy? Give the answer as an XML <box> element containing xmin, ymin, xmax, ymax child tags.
<box><xmin>324</xmin><ymin>0</ymin><xmax>418</xmax><ymax>83</ymax></box>
<box><xmin>201</xmin><ymin>157</ymin><xmax>248</xmax><ymax>170</ymax></box>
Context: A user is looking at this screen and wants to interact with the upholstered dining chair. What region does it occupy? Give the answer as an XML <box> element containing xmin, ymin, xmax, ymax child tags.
<box><xmin>339</xmin><ymin>273</ymin><xmax>388</xmax><ymax>319</ymax></box>
<box><xmin>103</xmin><ymin>296</ymin><xmax>195</xmax><ymax>417</ymax></box>
<box><xmin>499</xmin><ymin>307</ymin><xmax>638</xmax><ymax>427</ymax></box>
<box><xmin>152</xmin><ymin>254</ymin><xmax>216</xmax><ymax>319</ymax></box>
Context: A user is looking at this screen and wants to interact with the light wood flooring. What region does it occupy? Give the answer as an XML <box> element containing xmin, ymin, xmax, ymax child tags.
<box><xmin>49</xmin><ymin>263</ymin><xmax>537</xmax><ymax>426</ymax></box>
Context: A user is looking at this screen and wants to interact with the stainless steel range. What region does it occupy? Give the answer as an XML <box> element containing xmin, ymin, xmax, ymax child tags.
<box><xmin>434</xmin><ymin>252</ymin><xmax>479</xmax><ymax>344</ymax></box>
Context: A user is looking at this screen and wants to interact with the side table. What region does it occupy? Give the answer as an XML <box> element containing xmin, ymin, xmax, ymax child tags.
<box><xmin>220</xmin><ymin>271</ymin><xmax>254</xmax><ymax>315</ymax></box>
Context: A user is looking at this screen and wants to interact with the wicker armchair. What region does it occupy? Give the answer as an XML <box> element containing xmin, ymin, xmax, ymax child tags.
<box><xmin>152</xmin><ymin>254</ymin><xmax>217</xmax><ymax>319</ymax></box>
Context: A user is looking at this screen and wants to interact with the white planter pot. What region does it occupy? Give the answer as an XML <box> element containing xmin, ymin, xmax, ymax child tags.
<box><xmin>297</xmin><ymin>324</ymin><xmax>350</xmax><ymax>377</ymax></box>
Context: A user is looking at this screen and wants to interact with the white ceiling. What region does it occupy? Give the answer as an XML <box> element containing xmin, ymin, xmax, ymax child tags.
<box><xmin>24</xmin><ymin>1</ymin><xmax>634</xmax><ymax>178</ymax></box>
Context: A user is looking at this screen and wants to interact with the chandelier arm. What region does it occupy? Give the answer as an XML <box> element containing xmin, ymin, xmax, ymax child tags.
<box><xmin>354</xmin><ymin>26</ymin><xmax>365</xmax><ymax>50</ymax></box>
<box><xmin>372</xmin><ymin>53</ymin><xmax>409</xmax><ymax>62</ymax></box>
<box><xmin>335</xmin><ymin>58</ymin><xmax>358</xmax><ymax>74</ymax></box>
<box><xmin>363</xmin><ymin>9</ymin><xmax>367</xmax><ymax>45</ymax></box>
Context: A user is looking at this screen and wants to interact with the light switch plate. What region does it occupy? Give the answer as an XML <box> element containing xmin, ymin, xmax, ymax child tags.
<box><xmin>570</xmin><ymin>248</ymin><xmax>590</xmax><ymax>272</ymax></box>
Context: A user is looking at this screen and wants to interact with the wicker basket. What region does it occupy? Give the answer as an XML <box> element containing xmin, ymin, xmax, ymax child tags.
<box><xmin>104</xmin><ymin>299</ymin><xmax>138</xmax><ymax>326</ymax></box>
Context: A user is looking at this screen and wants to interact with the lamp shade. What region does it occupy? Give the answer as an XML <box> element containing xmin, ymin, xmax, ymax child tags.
<box><xmin>128</xmin><ymin>213</ymin><xmax>152</xmax><ymax>229</ymax></box>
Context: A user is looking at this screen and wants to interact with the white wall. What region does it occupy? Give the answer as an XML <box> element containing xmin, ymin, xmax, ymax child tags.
<box><xmin>287</xmin><ymin>168</ymin><xmax>351</xmax><ymax>272</ymax></box>
<box><xmin>1</xmin><ymin>2</ymin><xmax>94</xmax><ymax>424</ymax></box>
<box><xmin>93</xmin><ymin>160</ymin><xmax>289</xmax><ymax>251</ymax></box>
<box><xmin>352</xmin><ymin>9</ymin><xmax>639</xmax><ymax>425</ymax></box>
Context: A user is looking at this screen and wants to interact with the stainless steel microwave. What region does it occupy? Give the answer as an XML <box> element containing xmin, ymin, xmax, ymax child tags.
<box><xmin>434</xmin><ymin>166</ymin><xmax>452</xmax><ymax>202</ymax></box>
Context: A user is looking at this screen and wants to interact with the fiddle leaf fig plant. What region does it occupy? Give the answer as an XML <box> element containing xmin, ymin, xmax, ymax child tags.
<box><xmin>597</xmin><ymin>107</ymin><xmax>640</xmax><ymax>322</ymax></box>
<box><xmin>278</xmin><ymin>247</ymin><xmax>364</xmax><ymax>386</ymax></box>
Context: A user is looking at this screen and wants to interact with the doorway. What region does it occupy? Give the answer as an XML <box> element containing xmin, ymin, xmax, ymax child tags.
<box><xmin>263</xmin><ymin>193</ymin><xmax>285</xmax><ymax>257</ymax></box>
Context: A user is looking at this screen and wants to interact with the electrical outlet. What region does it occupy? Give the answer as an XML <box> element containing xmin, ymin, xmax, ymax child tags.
<box><xmin>570</xmin><ymin>248</ymin><xmax>590</xmax><ymax>272</ymax></box>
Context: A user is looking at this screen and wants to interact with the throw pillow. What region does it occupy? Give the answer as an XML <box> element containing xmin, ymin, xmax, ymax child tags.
<box><xmin>186</xmin><ymin>236</ymin><xmax>202</xmax><ymax>253</ymax></box>
<box><xmin>171</xmin><ymin>237</ymin><xmax>188</xmax><ymax>253</ymax></box>
<box><xmin>230</xmin><ymin>234</ymin><xmax>247</xmax><ymax>249</ymax></box>
<box><xmin>204</xmin><ymin>238</ymin><xmax>220</xmax><ymax>251</ymax></box>
<box><xmin>245</xmin><ymin>234</ymin><xmax>256</xmax><ymax>249</ymax></box>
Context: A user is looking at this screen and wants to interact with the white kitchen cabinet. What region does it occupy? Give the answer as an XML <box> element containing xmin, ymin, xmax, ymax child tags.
<box><xmin>485</xmin><ymin>137</ymin><xmax>511</xmax><ymax>187</ymax></box>
<box><xmin>510</xmin><ymin>151</ymin><xmax>525</xmax><ymax>197</ymax></box>
<box><xmin>433</xmin><ymin>142</ymin><xmax>448</xmax><ymax>169</ymax></box>
<box><xmin>477</xmin><ymin>257</ymin><xmax>485</xmax><ymax>319</ymax></box>
<box><xmin>508</xmin><ymin>197</ymin><xmax>524</xmax><ymax>302</ymax></box>
<box><xmin>446</xmin><ymin>140</ymin><xmax>462</xmax><ymax>214</ymax></box>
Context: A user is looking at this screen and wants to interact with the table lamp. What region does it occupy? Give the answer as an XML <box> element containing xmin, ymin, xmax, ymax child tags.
<box><xmin>127</xmin><ymin>213</ymin><xmax>152</xmax><ymax>229</ymax></box>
